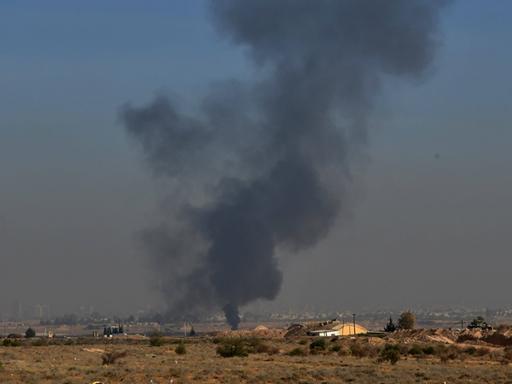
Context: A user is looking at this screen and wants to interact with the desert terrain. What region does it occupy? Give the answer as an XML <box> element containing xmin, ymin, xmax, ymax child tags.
<box><xmin>2</xmin><ymin>325</ymin><xmax>512</xmax><ymax>384</ymax></box>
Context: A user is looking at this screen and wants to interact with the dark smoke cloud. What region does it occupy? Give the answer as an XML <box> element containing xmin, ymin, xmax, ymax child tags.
<box><xmin>121</xmin><ymin>0</ymin><xmax>449</xmax><ymax>329</ymax></box>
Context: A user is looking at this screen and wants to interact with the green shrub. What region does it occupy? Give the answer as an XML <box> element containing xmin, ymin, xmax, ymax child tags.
<box><xmin>309</xmin><ymin>338</ymin><xmax>327</xmax><ymax>352</ymax></box>
<box><xmin>330</xmin><ymin>344</ymin><xmax>341</xmax><ymax>352</ymax></box>
<box><xmin>25</xmin><ymin>328</ymin><xmax>36</xmax><ymax>338</ymax></box>
<box><xmin>243</xmin><ymin>337</ymin><xmax>264</xmax><ymax>353</ymax></box>
<box><xmin>463</xmin><ymin>346</ymin><xmax>477</xmax><ymax>355</ymax></box>
<box><xmin>398</xmin><ymin>311</ymin><xmax>416</xmax><ymax>330</ymax></box>
<box><xmin>31</xmin><ymin>338</ymin><xmax>48</xmax><ymax>347</ymax></box>
<box><xmin>378</xmin><ymin>344</ymin><xmax>401</xmax><ymax>365</ymax></box>
<box><xmin>287</xmin><ymin>347</ymin><xmax>307</xmax><ymax>356</ymax></box>
<box><xmin>397</xmin><ymin>344</ymin><xmax>410</xmax><ymax>355</ymax></box>
<box><xmin>175</xmin><ymin>343</ymin><xmax>186</xmax><ymax>355</ymax></box>
<box><xmin>216</xmin><ymin>339</ymin><xmax>248</xmax><ymax>358</ymax></box>
<box><xmin>2</xmin><ymin>339</ymin><xmax>21</xmax><ymax>347</ymax></box>
<box><xmin>408</xmin><ymin>344</ymin><xmax>424</xmax><ymax>356</ymax></box>
<box><xmin>149</xmin><ymin>333</ymin><xmax>164</xmax><ymax>347</ymax></box>
<box><xmin>437</xmin><ymin>345</ymin><xmax>460</xmax><ymax>363</ymax></box>
<box><xmin>422</xmin><ymin>345</ymin><xmax>435</xmax><ymax>355</ymax></box>
<box><xmin>214</xmin><ymin>337</ymin><xmax>276</xmax><ymax>357</ymax></box>
<box><xmin>349</xmin><ymin>342</ymin><xmax>379</xmax><ymax>358</ymax></box>
<box><xmin>475</xmin><ymin>347</ymin><xmax>491</xmax><ymax>357</ymax></box>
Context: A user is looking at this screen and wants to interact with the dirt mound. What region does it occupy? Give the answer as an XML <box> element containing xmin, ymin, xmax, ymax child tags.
<box><xmin>456</xmin><ymin>327</ymin><xmax>512</xmax><ymax>346</ymax></box>
<box><xmin>457</xmin><ymin>328</ymin><xmax>483</xmax><ymax>343</ymax></box>
<box><xmin>482</xmin><ymin>332</ymin><xmax>512</xmax><ymax>346</ymax></box>
<box><xmin>387</xmin><ymin>327</ymin><xmax>512</xmax><ymax>347</ymax></box>
<box><xmin>284</xmin><ymin>323</ymin><xmax>307</xmax><ymax>337</ymax></box>
<box><xmin>387</xmin><ymin>329</ymin><xmax>458</xmax><ymax>344</ymax></box>
<box><xmin>496</xmin><ymin>325</ymin><xmax>512</xmax><ymax>338</ymax></box>
<box><xmin>220</xmin><ymin>326</ymin><xmax>285</xmax><ymax>338</ymax></box>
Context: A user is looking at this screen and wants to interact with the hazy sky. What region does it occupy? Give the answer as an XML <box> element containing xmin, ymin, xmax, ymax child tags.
<box><xmin>0</xmin><ymin>0</ymin><xmax>511</xmax><ymax>316</ymax></box>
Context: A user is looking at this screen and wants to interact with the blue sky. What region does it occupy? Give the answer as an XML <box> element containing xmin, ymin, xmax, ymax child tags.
<box><xmin>0</xmin><ymin>1</ymin><xmax>511</xmax><ymax>315</ymax></box>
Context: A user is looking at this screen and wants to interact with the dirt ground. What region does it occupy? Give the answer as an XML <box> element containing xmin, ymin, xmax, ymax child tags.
<box><xmin>1</xmin><ymin>337</ymin><xmax>512</xmax><ymax>384</ymax></box>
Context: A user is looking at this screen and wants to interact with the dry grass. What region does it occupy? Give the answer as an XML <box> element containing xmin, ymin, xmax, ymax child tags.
<box><xmin>1</xmin><ymin>337</ymin><xmax>512</xmax><ymax>383</ymax></box>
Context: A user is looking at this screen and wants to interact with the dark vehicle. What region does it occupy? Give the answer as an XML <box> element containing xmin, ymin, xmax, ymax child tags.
<box><xmin>467</xmin><ymin>316</ymin><xmax>492</xmax><ymax>331</ymax></box>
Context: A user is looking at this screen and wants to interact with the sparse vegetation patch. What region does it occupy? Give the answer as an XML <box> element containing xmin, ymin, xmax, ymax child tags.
<box><xmin>149</xmin><ymin>332</ymin><xmax>165</xmax><ymax>347</ymax></box>
<box><xmin>175</xmin><ymin>342</ymin><xmax>186</xmax><ymax>355</ymax></box>
<box><xmin>378</xmin><ymin>344</ymin><xmax>401</xmax><ymax>365</ymax></box>
<box><xmin>216</xmin><ymin>338</ymin><xmax>249</xmax><ymax>357</ymax></box>
<box><xmin>309</xmin><ymin>338</ymin><xmax>327</xmax><ymax>352</ymax></box>
<box><xmin>101</xmin><ymin>350</ymin><xmax>127</xmax><ymax>365</ymax></box>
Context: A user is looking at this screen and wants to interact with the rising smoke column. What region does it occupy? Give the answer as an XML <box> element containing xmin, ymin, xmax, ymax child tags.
<box><xmin>122</xmin><ymin>0</ymin><xmax>449</xmax><ymax>329</ymax></box>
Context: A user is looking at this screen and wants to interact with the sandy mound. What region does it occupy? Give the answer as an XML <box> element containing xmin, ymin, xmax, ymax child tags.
<box><xmin>387</xmin><ymin>329</ymin><xmax>458</xmax><ymax>344</ymax></box>
<box><xmin>285</xmin><ymin>323</ymin><xmax>307</xmax><ymax>337</ymax></box>
<box><xmin>482</xmin><ymin>332</ymin><xmax>512</xmax><ymax>346</ymax></box>
<box><xmin>220</xmin><ymin>326</ymin><xmax>285</xmax><ymax>338</ymax></box>
<box><xmin>387</xmin><ymin>327</ymin><xmax>512</xmax><ymax>347</ymax></box>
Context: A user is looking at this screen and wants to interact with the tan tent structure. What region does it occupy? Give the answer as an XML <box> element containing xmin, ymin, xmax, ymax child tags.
<box><xmin>331</xmin><ymin>323</ymin><xmax>368</xmax><ymax>336</ymax></box>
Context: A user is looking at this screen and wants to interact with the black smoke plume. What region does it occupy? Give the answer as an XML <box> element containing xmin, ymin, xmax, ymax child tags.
<box><xmin>121</xmin><ymin>0</ymin><xmax>449</xmax><ymax>329</ymax></box>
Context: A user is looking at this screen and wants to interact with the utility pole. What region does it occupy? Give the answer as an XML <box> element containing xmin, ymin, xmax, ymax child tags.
<box><xmin>352</xmin><ymin>313</ymin><xmax>356</xmax><ymax>335</ymax></box>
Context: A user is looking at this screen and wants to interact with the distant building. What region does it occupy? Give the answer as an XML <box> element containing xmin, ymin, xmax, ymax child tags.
<box><xmin>33</xmin><ymin>304</ymin><xmax>50</xmax><ymax>320</ymax></box>
<box><xmin>308</xmin><ymin>329</ymin><xmax>341</xmax><ymax>337</ymax></box>
<box><xmin>331</xmin><ymin>323</ymin><xmax>368</xmax><ymax>336</ymax></box>
<box><xmin>308</xmin><ymin>323</ymin><xmax>368</xmax><ymax>337</ymax></box>
<box><xmin>103</xmin><ymin>324</ymin><xmax>125</xmax><ymax>337</ymax></box>
<box><xmin>9</xmin><ymin>300</ymin><xmax>25</xmax><ymax>321</ymax></box>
